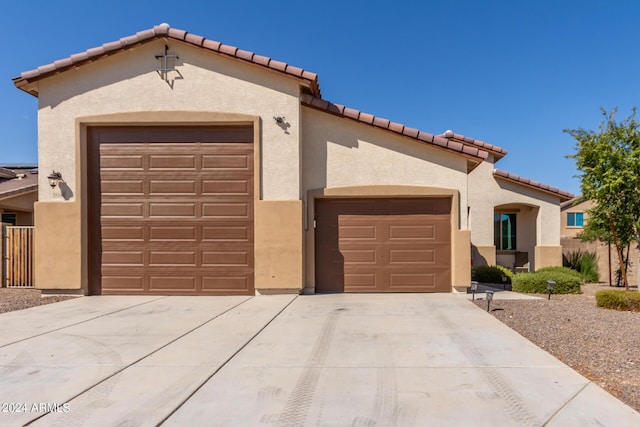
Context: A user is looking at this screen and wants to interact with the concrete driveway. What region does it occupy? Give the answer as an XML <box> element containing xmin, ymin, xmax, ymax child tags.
<box><xmin>0</xmin><ymin>294</ymin><xmax>638</xmax><ymax>426</ymax></box>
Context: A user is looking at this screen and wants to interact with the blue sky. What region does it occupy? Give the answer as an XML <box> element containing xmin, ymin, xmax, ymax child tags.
<box><xmin>2</xmin><ymin>1</ymin><xmax>639</xmax><ymax>196</ymax></box>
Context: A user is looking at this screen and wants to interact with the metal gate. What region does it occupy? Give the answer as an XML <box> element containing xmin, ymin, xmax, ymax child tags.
<box><xmin>2</xmin><ymin>226</ymin><xmax>35</xmax><ymax>288</ymax></box>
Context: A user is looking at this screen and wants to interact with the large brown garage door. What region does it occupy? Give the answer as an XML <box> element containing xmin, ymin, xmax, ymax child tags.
<box><xmin>88</xmin><ymin>126</ymin><xmax>254</xmax><ymax>295</ymax></box>
<box><xmin>315</xmin><ymin>198</ymin><xmax>451</xmax><ymax>293</ymax></box>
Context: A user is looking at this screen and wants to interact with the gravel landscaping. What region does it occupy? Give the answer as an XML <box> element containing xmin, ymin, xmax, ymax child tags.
<box><xmin>0</xmin><ymin>288</ymin><xmax>78</xmax><ymax>314</ymax></box>
<box><xmin>473</xmin><ymin>283</ymin><xmax>640</xmax><ymax>412</ymax></box>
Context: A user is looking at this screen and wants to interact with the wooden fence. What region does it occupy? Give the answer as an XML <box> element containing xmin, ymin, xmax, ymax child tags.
<box><xmin>3</xmin><ymin>226</ymin><xmax>35</xmax><ymax>288</ymax></box>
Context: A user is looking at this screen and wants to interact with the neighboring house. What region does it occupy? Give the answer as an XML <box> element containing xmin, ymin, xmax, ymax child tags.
<box><xmin>561</xmin><ymin>197</ymin><xmax>639</xmax><ymax>285</ymax></box>
<box><xmin>0</xmin><ymin>165</ymin><xmax>38</xmax><ymax>226</ymax></box>
<box><xmin>12</xmin><ymin>24</ymin><xmax>573</xmax><ymax>296</ymax></box>
<box><xmin>0</xmin><ymin>165</ymin><xmax>37</xmax><ymax>287</ymax></box>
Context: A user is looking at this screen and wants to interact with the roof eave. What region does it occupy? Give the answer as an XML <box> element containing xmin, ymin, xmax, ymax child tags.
<box><xmin>493</xmin><ymin>171</ymin><xmax>574</xmax><ymax>202</ymax></box>
<box><xmin>13</xmin><ymin>25</ymin><xmax>321</xmax><ymax>98</ymax></box>
<box><xmin>301</xmin><ymin>95</ymin><xmax>488</xmax><ymax>172</ymax></box>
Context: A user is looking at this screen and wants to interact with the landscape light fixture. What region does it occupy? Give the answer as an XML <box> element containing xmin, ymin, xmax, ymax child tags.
<box><xmin>501</xmin><ymin>275</ymin><xmax>508</xmax><ymax>290</ymax></box>
<box><xmin>547</xmin><ymin>280</ymin><xmax>556</xmax><ymax>300</ymax></box>
<box><xmin>486</xmin><ymin>290</ymin><xmax>494</xmax><ymax>311</ymax></box>
<box><xmin>47</xmin><ymin>171</ymin><xmax>62</xmax><ymax>188</ymax></box>
<box><xmin>470</xmin><ymin>281</ymin><xmax>478</xmax><ymax>300</ymax></box>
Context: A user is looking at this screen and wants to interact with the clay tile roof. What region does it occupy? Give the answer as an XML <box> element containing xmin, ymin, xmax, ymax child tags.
<box><xmin>493</xmin><ymin>169</ymin><xmax>574</xmax><ymax>201</ymax></box>
<box><xmin>301</xmin><ymin>94</ymin><xmax>489</xmax><ymax>163</ymax></box>
<box><xmin>441</xmin><ymin>130</ymin><xmax>508</xmax><ymax>160</ymax></box>
<box><xmin>13</xmin><ymin>24</ymin><xmax>321</xmax><ymax>98</ymax></box>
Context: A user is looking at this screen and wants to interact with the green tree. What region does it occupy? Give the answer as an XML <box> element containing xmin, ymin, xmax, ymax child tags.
<box><xmin>565</xmin><ymin>108</ymin><xmax>640</xmax><ymax>289</ymax></box>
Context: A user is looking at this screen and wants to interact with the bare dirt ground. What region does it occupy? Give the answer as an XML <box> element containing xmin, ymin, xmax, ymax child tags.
<box><xmin>473</xmin><ymin>283</ymin><xmax>640</xmax><ymax>412</ymax></box>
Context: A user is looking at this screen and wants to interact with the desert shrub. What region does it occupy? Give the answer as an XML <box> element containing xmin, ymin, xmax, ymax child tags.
<box><xmin>563</xmin><ymin>249</ymin><xmax>599</xmax><ymax>283</ymax></box>
<box><xmin>472</xmin><ymin>265</ymin><xmax>512</xmax><ymax>284</ymax></box>
<box><xmin>578</xmin><ymin>252</ymin><xmax>600</xmax><ymax>283</ymax></box>
<box><xmin>595</xmin><ymin>289</ymin><xmax>640</xmax><ymax>311</ymax></box>
<box><xmin>512</xmin><ymin>266</ymin><xmax>582</xmax><ymax>294</ymax></box>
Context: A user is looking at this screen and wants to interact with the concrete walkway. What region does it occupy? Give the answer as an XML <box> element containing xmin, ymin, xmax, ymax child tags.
<box><xmin>0</xmin><ymin>294</ymin><xmax>637</xmax><ymax>426</ymax></box>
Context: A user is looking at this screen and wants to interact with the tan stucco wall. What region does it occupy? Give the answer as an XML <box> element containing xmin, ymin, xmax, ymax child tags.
<box><xmin>36</xmin><ymin>39</ymin><xmax>303</xmax><ymax>202</ymax></box>
<box><xmin>535</xmin><ymin>245</ymin><xmax>563</xmax><ymax>269</ymax></box>
<box><xmin>301</xmin><ymin>107</ymin><xmax>469</xmax><ymax>222</ymax></box>
<box><xmin>561</xmin><ymin>199</ymin><xmax>593</xmax><ymax>238</ymax></box>
<box><xmin>33</xmin><ymin>40</ymin><xmax>306</xmax><ymax>291</ymax></box>
<box><xmin>454</xmin><ymin>229</ymin><xmax>472</xmax><ymax>287</ymax></box>
<box><xmin>473</xmin><ymin>245</ymin><xmax>497</xmax><ymax>267</ymax></box>
<box><xmin>33</xmin><ymin>201</ymin><xmax>83</xmax><ymax>290</ymax></box>
<box><xmin>255</xmin><ymin>200</ymin><xmax>303</xmax><ymax>293</ymax></box>
<box><xmin>468</xmin><ymin>161</ymin><xmax>563</xmax><ymax>250</ymax></box>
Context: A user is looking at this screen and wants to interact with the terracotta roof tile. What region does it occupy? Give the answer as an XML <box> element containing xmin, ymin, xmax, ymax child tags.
<box><xmin>185</xmin><ymin>33</ymin><xmax>205</xmax><ymax>46</ymax></box>
<box><xmin>417</xmin><ymin>132</ymin><xmax>434</xmax><ymax>143</ymax></box>
<box><xmin>359</xmin><ymin>112</ymin><xmax>375</xmax><ymax>125</ymax></box>
<box><xmin>202</xmin><ymin>39</ymin><xmax>221</xmax><ymax>52</ymax></box>
<box><xmin>13</xmin><ymin>24</ymin><xmax>321</xmax><ymax>97</ymax></box>
<box><xmin>167</xmin><ymin>28</ymin><xmax>187</xmax><ymax>40</ymax></box>
<box><xmin>301</xmin><ymin>94</ymin><xmax>488</xmax><ymax>163</ymax></box>
<box><xmin>402</xmin><ymin>127</ymin><xmax>419</xmax><ymax>138</ymax></box>
<box><xmin>441</xmin><ymin>130</ymin><xmax>508</xmax><ymax>160</ymax></box>
<box><xmin>268</xmin><ymin>59</ymin><xmax>287</xmax><ymax>72</ymax></box>
<box><xmin>219</xmin><ymin>44</ymin><xmax>239</xmax><ymax>56</ymax></box>
<box><xmin>388</xmin><ymin>122</ymin><xmax>404</xmax><ymax>133</ymax></box>
<box><xmin>493</xmin><ymin>169</ymin><xmax>573</xmax><ymax>201</ymax></box>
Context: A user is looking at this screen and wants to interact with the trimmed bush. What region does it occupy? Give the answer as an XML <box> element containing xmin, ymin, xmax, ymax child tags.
<box><xmin>472</xmin><ymin>265</ymin><xmax>512</xmax><ymax>284</ymax></box>
<box><xmin>595</xmin><ymin>289</ymin><xmax>640</xmax><ymax>311</ymax></box>
<box><xmin>512</xmin><ymin>266</ymin><xmax>582</xmax><ymax>294</ymax></box>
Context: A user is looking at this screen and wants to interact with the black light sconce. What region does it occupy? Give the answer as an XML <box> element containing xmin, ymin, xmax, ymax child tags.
<box><xmin>47</xmin><ymin>170</ymin><xmax>62</xmax><ymax>188</ymax></box>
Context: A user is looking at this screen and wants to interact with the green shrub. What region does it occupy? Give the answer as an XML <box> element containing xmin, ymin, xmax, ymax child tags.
<box><xmin>578</xmin><ymin>252</ymin><xmax>600</xmax><ymax>283</ymax></box>
<box><xmin>472</xmin><ymin>265</ymin><xmax>512</xmax><ymax>284</ymax></box>
<box><xmin>495</xmin><ymin>265</ymin><xmax>514</xmax><ymax>280</ymax></box>
<box><xmin>563</xmin><ymin>249</ymin><xmax>599</xmax><ymax>283</ymax></box>
<box><xmin>512</xmin><ymin>266</ymin><xmax>582</xmax><ymax>294</ymax></box>
<box><xmin>595</xmin><ymin>289</ymin><xmax>640</xmax><ymax>311</ymax></box>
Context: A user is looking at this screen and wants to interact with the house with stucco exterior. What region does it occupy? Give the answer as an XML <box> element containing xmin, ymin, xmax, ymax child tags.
<box><xmin>12</xmin><ymin>24</ymin><xmax>573</xmax><ymax>296</ymax></box>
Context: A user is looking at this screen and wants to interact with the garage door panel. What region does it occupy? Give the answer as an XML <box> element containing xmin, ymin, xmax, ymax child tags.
<box><xmin>102</xmin><ymin>203</ymin><xmax>145</xmax><ymax>218</ymax></box>
<box><xmin>202</xmin><ymin>202</ymin><xmax>250</xmax><ymax>219</ymax></box>
<box><xmin>102</xmin><ymin>251</ymin><xmax>145</xmax><ymax>266</ymax></box>
<box><xmin>149</xmin><ymin>276</ymin><xmax>197</xmax><ymax>291</ymax></box>
<box><xmin>101</xmin><ymin>180</ymin><xmax>145</xmax><ymax>195</ymax></box>
<box><xmin>101</xmin><ymin>155</ymin><xmax>144</xmax><ymax>170</ymax></box>
<box><xmin>149</xmin><ymin>155</ymin><xmax>196</xmax><ymax>170</ymax></box>
<box><xmin>148</xmin><ymin>226</ymin><xmax>196</xmax><ymax>241</ymax></box>
<box><xmin>344</xmin><ymin>273</ymin><xmax>377</xmax><ymax>288</ymax></box>
<box><xmin>89</xmin><ymin>126</ymin><xmax>254</xmax><ymax>295</ymax></box>
<box><xmin>101</xmin><ymin>276</ymin><xmax>144</xmax><ymax>291</ymax></box>
<box><xmin>339</xmin><ymin>224</ymin><xmax>377</xmax><ymax>240</ymax></box>
<box><xmin>202</xmin><ymin>154</ymin><xmax>250</xmax><ymax>170</ymax></box>
<box><xmin>202</xmin><ymin>180</ymin><xmax>250</xmax><ymax>195</ymax></box>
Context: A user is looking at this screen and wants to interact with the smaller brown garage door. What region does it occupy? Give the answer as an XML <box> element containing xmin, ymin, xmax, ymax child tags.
<box><xmin>315</xmin><ymin>198</ymin><xmax>451</xmax><ymax>293</ymax></box>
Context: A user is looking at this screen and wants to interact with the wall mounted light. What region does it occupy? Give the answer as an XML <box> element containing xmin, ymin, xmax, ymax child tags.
<box><xmin>47</xmin><ymin>170</ymin><xmax>62</xmax><ymax>188</ymax></box>
<box><xmin>273</xmin><ymin>116</ymin><xmax>286</xmax><ymax>124</ymax></box>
